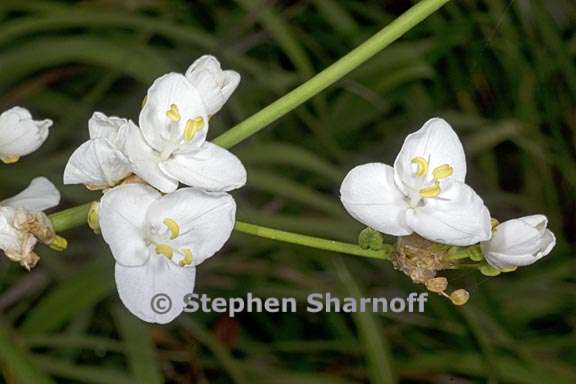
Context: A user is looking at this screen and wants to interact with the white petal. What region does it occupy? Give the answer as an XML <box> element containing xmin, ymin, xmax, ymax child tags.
<box><xmin>1</xmin><ymin>177</ymin><xmax>60</xmax><ymax>211</ymax></box>
<box><xmin>405</xmin><ymin>182</ymin><xmax>491</xmax><ymax>246</ymax></box>
<box><xmin>115</xmin><ymin>257</ymin><xmax>196</xmax><ymax>324</ymax></box>
<box><xmin>340</xmin><ymin>163</ymin><xmax>412</xmax><ymax>236</ymax></box>
<box><xmin>146</xmin><ymin>188</ymin><xmax>236</xmax><ymax>267</ymax></box>
<box><xmin>63</xmin><ymin>139</ymin><xmax>131</xmax><ymax>189</ymax></box>
<box><xmin>394</xmin><ymin>118</ymin><xmax>466</xmax><ymax>194</ymax></box>
<box><xmin>481</xmin><ymin>216</ymin><xmax>556</xmax><ymax>268</ymax></box>
<box><xmin>0</xmin><ymin>207</ymin><xmax>22</xmax><ymax>253</ymax></box>
<box><xmin>88</xmin><ymin>112</ymin><xmax>129</xmax><ymax>148</ymax></box>
<box><xmin>0</xmin><ymin>107</ymin><xmax>51</xmax><ymax>158</ymax></box>
<box><xmin>123</xmin><ymin>122</ymin><xmax>178</xmax><ymax>193</ymax></box>
<box><xmin>185</xmin><ymin>55</ymin><xmax>241</xmax><ymax>115</ymax></box>
<box><xmin>139</xmin><ymin>73</ymin><xmax>208</xmax><ymax>154</ymax></box>
<box><xmin>159</xmin><ymin>142</ymin><xmax>247</xmax><ymax>192</ymax></box>
<box><xmin>486</xmin><ymin>219</ymin><xmax>542</xmax><ymax>256</ymax></box>
<box><xmin>100</xmin><ymin>184</ymin><xmax>161</xmax><ymax>266</ymax></box>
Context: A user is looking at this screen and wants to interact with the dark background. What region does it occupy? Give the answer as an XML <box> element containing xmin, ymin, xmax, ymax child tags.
<box><xmin>0</xmin><ymin>0</ymin><xmax>575</xmax><ymax>382</ymax></box>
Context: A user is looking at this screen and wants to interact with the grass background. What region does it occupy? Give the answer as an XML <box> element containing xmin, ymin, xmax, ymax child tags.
<box><xmin>0</xmin><ymin>0</ymin><xmax>575</xmax><ymax>382</ymax></box>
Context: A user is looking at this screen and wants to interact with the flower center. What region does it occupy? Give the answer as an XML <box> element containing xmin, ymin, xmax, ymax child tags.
<box><xmin>149</xmin><ymin>217</ymin><xmax>194</xmax><ymax>267</ymax></box>
<box><xmin>410</xmin><ymin>157</ymin><xmax>454</xmax><ymax>200</ymax></box>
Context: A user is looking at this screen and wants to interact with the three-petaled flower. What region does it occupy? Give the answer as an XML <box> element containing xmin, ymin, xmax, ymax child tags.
<box><xmin>340</xmin><ymin>118</ymin><xmax>491</xmax><ymax>246</ymax></box>
<box><xmin>0</xmin><ymin>177</ymin><xmax>61</xmax><ymax>269</ymax></box>
<box><xmin>0</xmin><ymin>107</ymin><xmax>52</xmax><ymax>164</ymax></box>
<box><xmin>99</xmin><ymin>184</ymin><xmax>236</xmax><ymax>323</ymax></box>
<box><xmin>481</xmin><ymin>215</ymin><xmax>556</xmax><ymax>269</ymax></box>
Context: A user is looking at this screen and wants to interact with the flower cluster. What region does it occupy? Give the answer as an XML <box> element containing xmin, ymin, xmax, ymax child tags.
<box><xmin>340</xmin><ymin>118</ymin><xmax>556</xmax><ymax>303</ymax></box>
<box><xmin>64</xmin><ymin>55</ymin><xmax>245</xmax><ymax>323</ymax></box>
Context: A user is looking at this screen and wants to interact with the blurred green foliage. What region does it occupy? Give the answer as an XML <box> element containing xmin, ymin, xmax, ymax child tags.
<box><xmin>0</xmin><ymin>0</ymin><xmax>575</xmax><ymax>382</ymax></box>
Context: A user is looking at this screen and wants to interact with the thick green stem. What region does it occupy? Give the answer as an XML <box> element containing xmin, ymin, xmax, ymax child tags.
<box><xmin>213</xmin><ymin>0</ymin><xmax>450</xmax><ymax>148</ymax></box>
<box><xmin>234</xmin><ymin>221</ymin><xmax>393</xmax><ymax>260</ymax></box>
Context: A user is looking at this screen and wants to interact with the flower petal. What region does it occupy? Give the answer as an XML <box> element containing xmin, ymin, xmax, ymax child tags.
<box><xmin>115</xmin><ymin>257</ymin><xmax>196</xmax><ymax>324</ymax></box>
<box><xmin>100</xmin><ymin>184</ymin><xmax>161</xmax><ymax>266</ymax></box>
<box><xmin>146</xmin><ymin>188</ymin><xmax>236</xmax><ymax>267</ymax></box>
<box><xmin>124</xmin><ymin>122</ymin><xmax>178</xmax><ymax>193</ymax></box>
<box><xmin>88</xmin><ymin>112</ymin><xmax>129</xmax><ymax>148</ymax></box>
<box><xmin>159</xmin><ymin>142</ymin><xmax>247</xmax><ymax>192</ymax></box>
<box><xmin>0</xmin><ymin>107</ymin><xmax>51</xmax><ymax>158</ymax></box>
<box><xmin>139</xmin><ymin>73</ymin><xmax>208</xmax><ymax>154</ymax></box>
<box><xmin>405</xmin><ymin>182</ymin><xmax>491</xmax><ymax>246</ymax></box>
<box><xmin>1</xmin><ymin>177</ymin><xmax>60</xmax><ymax>211</ymax></box>
<box><xmin>340</xmin><ymin>163</ymin><xmax>412</xmax><ymax>236</ymax></box>
<box><xmin>185</xmin><ymin>55</ymin><xmax>240</xmax><ymax>115</ymax></box>
<box><xmin>63</xmin><ymin>138</ymin><xmax>131</xmax><ymax>189</ymax></box>
<box><xmin>0</xmin><ymin>207</ymin><xmax>22</xmax><ymax>253</ymax></box>
<box><xmin>394</xmin><ymin>118</ymin><xmax>466</xmax><ymax>194</ymax></box>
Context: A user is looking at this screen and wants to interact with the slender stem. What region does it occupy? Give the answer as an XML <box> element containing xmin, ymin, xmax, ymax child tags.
<box><xmin>213</xmin><ymin>0</ymin><xmax>450</xmax><ymax>149</ymax></box>
<box><xmin>49</xmin><ymin>203</ymin><xmax>92</xmax><ymax>232</ymax></box>
<box><xmin>234</xmin><ymin>221</ymin><xmax>393</xmax><ymax>260</ymax></box>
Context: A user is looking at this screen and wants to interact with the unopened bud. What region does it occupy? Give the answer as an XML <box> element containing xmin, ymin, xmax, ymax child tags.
<box><xmin>48</xmin><ymin>235</ymin><xmax>68</xmax><ymax>252</ymax></box>
<box><xmin>358</xmin><ymin>227</ymin><xmax>384</xmax><ymax>250</ymax></box>
<box><xmin>449</xmin><ymin>289</ymin><xmax>470</xmax><ymax>306</ymax></box>
<box><xmin>480</xmin><ymin>264</ymin><xmax>501</xmax><ymax>276</ymax></box>
<box><xmin>425</xmin><ymin>277</ymin><xmax>448</xmax><ymax>293</ymax></box>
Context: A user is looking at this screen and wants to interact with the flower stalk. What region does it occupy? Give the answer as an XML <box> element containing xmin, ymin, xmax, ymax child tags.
<box><xmin>213</xmin><ymin>0</ymin><xmax>451</xmax><ymax>149</ymax></box>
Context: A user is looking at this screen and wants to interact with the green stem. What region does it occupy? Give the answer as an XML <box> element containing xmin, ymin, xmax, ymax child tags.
<box><xmin>49</xmin><ymin>203</ymin><xmax>92</xmax><ymax>232</ymax></box>
<box><xmin>48</xmin><ymin>206</ymin><xmax>393</xmax><ymax>260</ymax></box>
<box><xmin>234</xmin><ymin>221</ymin><xmax>393</xmax><ymax>260</ymax></box>
<box><xmin>213</xmin><ymin>0</ymin><xmax>450</xmax><ymax>148</ymax></box>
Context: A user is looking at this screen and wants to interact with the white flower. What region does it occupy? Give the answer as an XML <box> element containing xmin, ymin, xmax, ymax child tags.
<box><xmin>0</xmin><ymin>107</ymin><xmax>52</xmax><ymax>164</ymax></box>
<box><xmin>0</xmin><ymin>177</ymin><xmax>60</xmax><ymax>269</ymax></box>
<box><xmin>340</xmin><ymin>118</ymin><xmax>491</xmax><ymax>246</ymax></box>
<box><xmin>126</xmin><ymin>65</ymin><xmax>246</xmax><ymax>193</ymax></box>
<box><xmin>481</xmin><ymin>215</ymin><xmax>556</xmax><ymax>269</ymax></box>
<box><xmin>99</xmin><ymin>183</ymin><xmax>236</xmax><ymax>323</ymax></box>
<box><xmin>63</xmin><ymin>112</ymin><xmax>132</xmax><ymax>190</ymax></box>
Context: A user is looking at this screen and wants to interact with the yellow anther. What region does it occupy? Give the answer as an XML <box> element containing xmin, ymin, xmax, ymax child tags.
<box><xmin>87</xmin><ymin>202</ymin><xmax>101</xmax><ymax>234</ymax></box>
<box><xmin>179</xmin><ymin>248</ymin><xmax>193</xmax><ymax>267</ymax></box>
<box><xmin>166</xmin><ymin>104</ymin><xmax>181</xmax><ymax>122</ymax></box>
<box><xmin>155</xmin><ymin>244</ymin><xmax>173</xmax><ymax>259</ymax></box>
<box><xmin>163</xmin><ymin>218</ymin><xmax>180</xmax><ymax>240</ymax></box>
<box><xmin>141</xmin><ymin>95</ymin><xmax>148</xmax><ymax>108</ymax></box>
<box><xmin>48</xmin><ymin>235</ymin><xmax>68</xmax><ymax>252</ymax></box>
<box><xmin>432</xmin><ymin>164</ymin><xmax>453</xmax><ymax>180</ymax></box>
<box><xmin>419</xmin><ymin>182</ymin><xmax>441</xmax><ymax>198</ymax></box>
<box><xmin>184</xmin><ymin>117</ymin><xmax>204</xmax><ymax>142</ymax></box>
<box><xmin>1</xmin><ymin>155</ymin><xmax>20</xmax><ymax>164</ymax></box>
<box><xmin>411</xmin><ymin>156</ymin><xmax>428</xmax><ymax>177</ymax></box>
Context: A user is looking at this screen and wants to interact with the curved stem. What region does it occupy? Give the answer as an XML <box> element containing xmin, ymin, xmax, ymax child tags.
<box><xmin>213</xmin><ymin>0</ymin><xmax>450</xmax><ymax>149</ymax></box>
<box><xmin>234</xmin><ymin>221</ymin><xmax>393</xmax><ymax>260</ymax></box>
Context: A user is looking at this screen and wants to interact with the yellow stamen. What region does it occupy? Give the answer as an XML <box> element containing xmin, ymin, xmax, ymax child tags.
<box><xmin>432</xmin><ymin>164</ymin><xmax>453</xmax><ymax>180</ymax></box>
<box><xmin>1</xmin><ymin>155</ymin><xmax>20</xmax><ymax>164</ymax></box>
<box><xmin>163</xmin><ymin>218</ymin><xmax>180</xmax><ymax>240</ymax></box>
<box><xmin>166</xmin><ymin>104</ymin><xmax>181</xmax><ymax>122</ymax></box>
<box><xmin>411</xmin><ymin>156</ymin><xmax>428</xmax><ymax>177</ymax></box>
<box><xmin>419</xmin><ymin>182</ymin><xmax>441</xmax><ymax>198</ymax></box>
<box><xmin>179</xmin><ymin>248</ymin><xmax>193</xmax><ymax>267</ymax></box>
<box><xmin>48</xmin><ymin>235</ymin><xmax>68</xmax><ymax>252</ymax></box>
<box><xmin>141</xmin><ymin>95</ymin><xmax>148</xmax><ymax>108</ymax></box>
<box><xmin>184</xmin><ymin>117</ymin><xmax>204</xmax><ymax>142</ymax></box>
<box><xmin>155</xmin><ymin>244</ymin><xmax>173</xmax><ymax>259</ymax></box>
